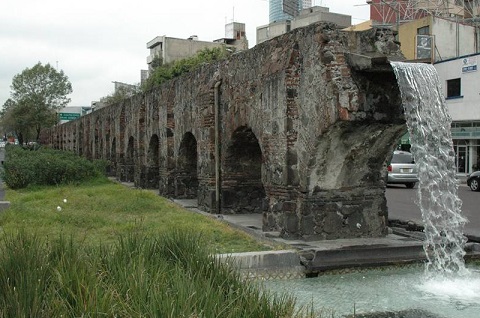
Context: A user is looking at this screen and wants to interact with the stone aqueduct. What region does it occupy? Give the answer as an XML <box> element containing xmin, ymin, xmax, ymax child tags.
<box><xmin>42</xmin><ymin>23</ymin><xmax>408</xmax><ymax>240</ymax></box>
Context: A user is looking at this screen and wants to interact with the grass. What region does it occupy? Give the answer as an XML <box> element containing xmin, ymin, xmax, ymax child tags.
<box><xmin>0</xmin><ymin>177</ymin><xmax>320</xmax><ymax>318</ymax></box>
<box><xmin>0</xmin><ymin>230</ymin><xmax>307</xmax><ymax>318</ymax></box>
<box><xmin>0</xmin><ymin>177</ymin><xmax>275</xmax><ymax>253</ymax></box>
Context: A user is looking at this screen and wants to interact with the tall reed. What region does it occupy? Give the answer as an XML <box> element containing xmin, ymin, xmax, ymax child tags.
<box><xmin>0</xmin><ymin>230</ymin><xmax>308</xmax><ymax>317</ymax></box>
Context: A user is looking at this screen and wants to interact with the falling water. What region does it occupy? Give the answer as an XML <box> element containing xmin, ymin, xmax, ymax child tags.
<box><xmin>391</xmin><ymin>62</ymin><xmax>469</xmax><ymax>276</ymax></box>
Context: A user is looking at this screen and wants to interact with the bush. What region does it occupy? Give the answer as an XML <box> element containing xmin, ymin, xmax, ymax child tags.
<box><xmin>0</xmin><ymin>145</ymin><xmax>106</xmax><ymax>189</ymax></box>
<box><xmin>142</xmin><ymin>47</ymin><xmax>229</xmax><ymax>92</ymax></box>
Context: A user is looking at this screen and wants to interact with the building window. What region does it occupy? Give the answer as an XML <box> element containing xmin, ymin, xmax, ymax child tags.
<box><xmin>447</xmin><ymin>78</ymin><xmax>461</xmax><ymax>98</ymax></box>
<box><xmin>417</xmin><ymin>26</ymin><xmax>430</xmax><ymax>35</ymax></box>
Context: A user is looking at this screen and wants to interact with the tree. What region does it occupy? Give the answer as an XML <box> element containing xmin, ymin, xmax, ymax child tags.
<box><xmin>1</xmin><ymin>62</ymin><xmax>72</xmax><ymax>144</ymax></box>
<box><xmin>0</xmin><ymin>99</ymin><xmax>35</xmax><ymax>144</ymax></box>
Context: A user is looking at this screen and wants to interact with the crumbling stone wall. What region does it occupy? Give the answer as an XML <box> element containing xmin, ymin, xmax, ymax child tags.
<box><xmin>42</xmin><ymin>22</ymin><xmax>406</xmax><ymax>240</ymax></box>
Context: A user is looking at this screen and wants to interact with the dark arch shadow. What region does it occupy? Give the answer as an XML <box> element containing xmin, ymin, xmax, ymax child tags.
<box><xmin>222</xmin><ymin>126</ymin><xmax>266</xmax><ymax>214</ymax></box>
<box><xmin>175</xmin><ymin>132</ymin><xmax>198</xmax><ymax>198</ymax></box>
<box><xmin>125</xmin><ymin>136</ymin><xmax>135</xmax><ymax>182</ymax></box>
<box><xmin>146</xmin><ymin>134</ymin><xmax>160</xmax><ymax>188</ymax></box>
<box><xmin>109</xmin><ymin>137</ymin><xmax>116</xmax><ymax>177</ymax></box>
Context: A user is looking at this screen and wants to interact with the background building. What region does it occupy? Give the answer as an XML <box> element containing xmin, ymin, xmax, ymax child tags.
<box><xmin>258</xmin><ymin>6</ymin><xmax>351</xmax><ymax>44</ymax></box>
<box><xmin>360</xmin><ymin>1</ymin><xmax>480</xmax><ymax>174</ymax></box>
<box><xmin>269</xmin><ymin>0</ymin><xmax>312</xmax><ymax>23</ymax></box>
<box><xmin>398</xmin><ymin>16</ymin><xmax>476</xmax><ymax>63</ymax></box>
<box><xmin>435</xmin><ymin>54</ymin><xmax>480</xmax><ymax>174</ymax></box>
<box><xmin>146</xmin><ymin>22</ymin><xmax>248</xmax><ymax>73</ymax></box>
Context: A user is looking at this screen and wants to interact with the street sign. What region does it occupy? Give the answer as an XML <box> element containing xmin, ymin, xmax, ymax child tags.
<box><xmin>59</xmin><ymin>112</ymin><xmax>81</xmax><ymax>121</ymax></box>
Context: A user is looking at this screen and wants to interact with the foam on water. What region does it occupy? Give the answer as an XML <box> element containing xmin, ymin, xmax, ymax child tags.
<box><xmin>416</xmin><ymin>273</ymin><xmax>480</xmax><ymax>305</ymax></box>
<box><xmin>391</xmin><ymin>62</ymin><xmax>469</xmax><ymax>277</ymax></box>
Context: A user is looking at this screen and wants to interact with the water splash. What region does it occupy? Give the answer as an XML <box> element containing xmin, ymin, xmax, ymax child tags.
<box><xmin>391</xmin><ymin>62</ymin><xmax>469</xmax><ymax>276</ymax></box>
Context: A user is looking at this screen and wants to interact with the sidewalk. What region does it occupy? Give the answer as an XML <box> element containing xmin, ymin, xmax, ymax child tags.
<box><xmin>171</xmin><ymin>198</ymin><xmax>480</xmax><ymax>274</ymax></box>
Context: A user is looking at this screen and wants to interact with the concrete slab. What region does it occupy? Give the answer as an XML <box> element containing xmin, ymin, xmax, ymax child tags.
<box><xmin>217</xmin><ymin>250</ymin><xmax>305</xmax><ymax>280</ymax></box>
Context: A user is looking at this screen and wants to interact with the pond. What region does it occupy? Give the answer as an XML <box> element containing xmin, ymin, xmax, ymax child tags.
<box><xmin>262</xmin><ymin>264</ymin><xmax>480</xmax><ymax>318</ymax></box>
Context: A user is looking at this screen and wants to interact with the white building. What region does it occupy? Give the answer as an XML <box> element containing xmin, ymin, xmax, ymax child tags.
<box><xmin>435</xmin><ymin>53</ymin><xmax>480</xmax><ymax>174</ymax></box>
<box><xmin>146</xmin><ymin>22</ymin><xmax>248</xmax><ymax>73</ymax></box>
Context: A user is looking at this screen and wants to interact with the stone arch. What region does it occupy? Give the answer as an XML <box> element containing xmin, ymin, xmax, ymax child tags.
<box><xmin>222</xmin><ymin>126</ymin><xmax>266</xmax><ymax>214</ymax></box>
<box><xmin>146</xmin><ymin>134</ymin><xmax>160</xmax><ymax>188</ymax></box>
<box><xmin>109</xmin><ymin>137</ymin><xmax>117</xmax><ymax>176</ymax></box>
<box><xmin>138</xmin><ymin>100</ymin><xmax>147</xmax><ymax>186</ymax></box>
<box><xmin>125</xmin><ymin>136</ymin><xmax>135</xmax><ymax>182</ymax></box>
<box><xmin>84</xmin><ymin>117</ymin><xmax>91</xmax><ymax>159</ymax></box>
<box><xmin>117</xmin><ymin>105</ymin><xmax>126</xmax><ymax>181</ymax></box>
<box><xmin>94</xmin><ymin>117</ymin><xmax>102</xmax><ymax>159</ymax></box>
<box><xmin>104</xmin><ymin>116</ymin><xmax>111</xmax><ymax>160</ymax></box>
<box><xmin>119</xmin><ymin>106</ymin><xmax>126</xmax><ymax>155</ymax></box>
<box><xmin>78</xmin><ymin>122</ymin><xmax>84</xmax><ymax>156</ymax></box>
<box><xmin>175</xmin><ymin>132</ymin><xmax>198</xmax><ymax>198</ymax></box>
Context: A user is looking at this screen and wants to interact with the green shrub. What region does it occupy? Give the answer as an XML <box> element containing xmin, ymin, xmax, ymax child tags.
<box><xmin>1</xmin><ymin>145</ymin><xmax>105</xmax><ymax>189</ymax></box>
<box><xmin>142</xmin><ymin>47</ymin><xmax>229</xmax><ymax>91</ymax></box>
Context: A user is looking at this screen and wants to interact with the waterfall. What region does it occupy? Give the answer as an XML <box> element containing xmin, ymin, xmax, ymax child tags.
<box><xmin>391</xmin><ymin>62</ymin><xmax>469</xmax><ymax>276</ymax></box>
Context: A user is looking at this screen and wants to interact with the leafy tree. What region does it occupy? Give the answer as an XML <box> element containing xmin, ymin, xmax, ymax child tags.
<box><xmin>1</xmin><ymin>62</ymin><xmax>72</xmax><ymax>144</ymax></box>
<box><xmin>0</xmin><ymin>99</ymin><xmax>35</xmax><ymax>144</ymax></box>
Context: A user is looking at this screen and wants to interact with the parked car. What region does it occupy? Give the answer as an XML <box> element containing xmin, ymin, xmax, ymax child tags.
<box><xmin>387</xmin><ymin>150</ymin><xmax>418</xmax><ymax>188</ymax></box>
<box><xmin>467</xmin><ymin>171</ymin><xmax>480</xmax><ymax>192</ymax></box>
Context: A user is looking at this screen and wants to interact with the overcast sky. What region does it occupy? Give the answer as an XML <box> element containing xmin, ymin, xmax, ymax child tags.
<box><xmin>0</xmin><ymin>0</ymin><xmax>370</xmax><ymax>108</ymax></box>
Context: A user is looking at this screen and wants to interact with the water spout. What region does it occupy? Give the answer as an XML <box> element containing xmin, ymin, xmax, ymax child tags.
<box><xmin>391</xmin><ymin>62</ymin><xmax>469</xmax><ymax>276</ymax></box>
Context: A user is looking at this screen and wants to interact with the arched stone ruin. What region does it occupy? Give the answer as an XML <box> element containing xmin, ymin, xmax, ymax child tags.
<box><xmin>42</xmin><ymin>22</ymin><xmax>407</xmax><ymax>240</ymax></box>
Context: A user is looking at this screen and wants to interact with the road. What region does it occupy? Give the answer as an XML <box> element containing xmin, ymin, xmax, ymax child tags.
<box><xmin>386</xmin><ymin>184</ymin><xmax>480</xmax><ymax>239</ymax></box>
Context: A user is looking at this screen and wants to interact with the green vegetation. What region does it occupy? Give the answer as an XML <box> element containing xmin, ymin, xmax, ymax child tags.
<box><xmin>1</xmin><ymin>178</ymin><xmax>270</xmax><ymax>252</ymax></box>
<box><xmin>101</xmin><ymin>82</ymin><xmax>141</xmax><ymax>106</ymax></box>
<box><xmin>0</xmin><ymin>62</ymin><xmax>72</xmax><ymax>144</ymax></box>
<box><xmin>0</xmin><ymin>148</ymin><xmax>320</xmax><ymax>317</ymax></box>
<box><xmin>0</xmin><ymin>231</ymin><xmax>304</xmax><ymax>317</ymax></box>
<box><xmin>0</xmin><ymin>146</ymin><xmax>107</xmax><ymax>189</ymax></box>
<box><xmin>142</xmin><ymin>47</ymin><xmax>229</xmax><ymax>92</ymax></box>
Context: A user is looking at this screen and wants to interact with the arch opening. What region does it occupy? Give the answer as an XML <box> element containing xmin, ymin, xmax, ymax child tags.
<box><xmin>223</xmin><ymin>126</ymin><xmax>266</xmax><ymax>214</ymax></box>
<box><xmin>146</xmin><ymin>134</ymin><xmax>160</xmax><ymax>188</ymax></box>
<box><xmin>125</xmin><ymin>136</ymin><xmax>135</xmax><ymax>182</ymax></box>
<box><xmin>109</xmin><ymin>137</ymin><xmax>116</xmax><ymax>177</ymax></box>
<box><xmin>175</xmin><ymin>132</ymin><xmax>198</xmax><ymax>198</ymax></box>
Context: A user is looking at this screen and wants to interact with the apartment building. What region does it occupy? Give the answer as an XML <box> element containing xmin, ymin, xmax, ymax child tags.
<box><xmin>146</xmin><ymin>22</ymin><xmax>248</xmax><ymax>73</ymax></box>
